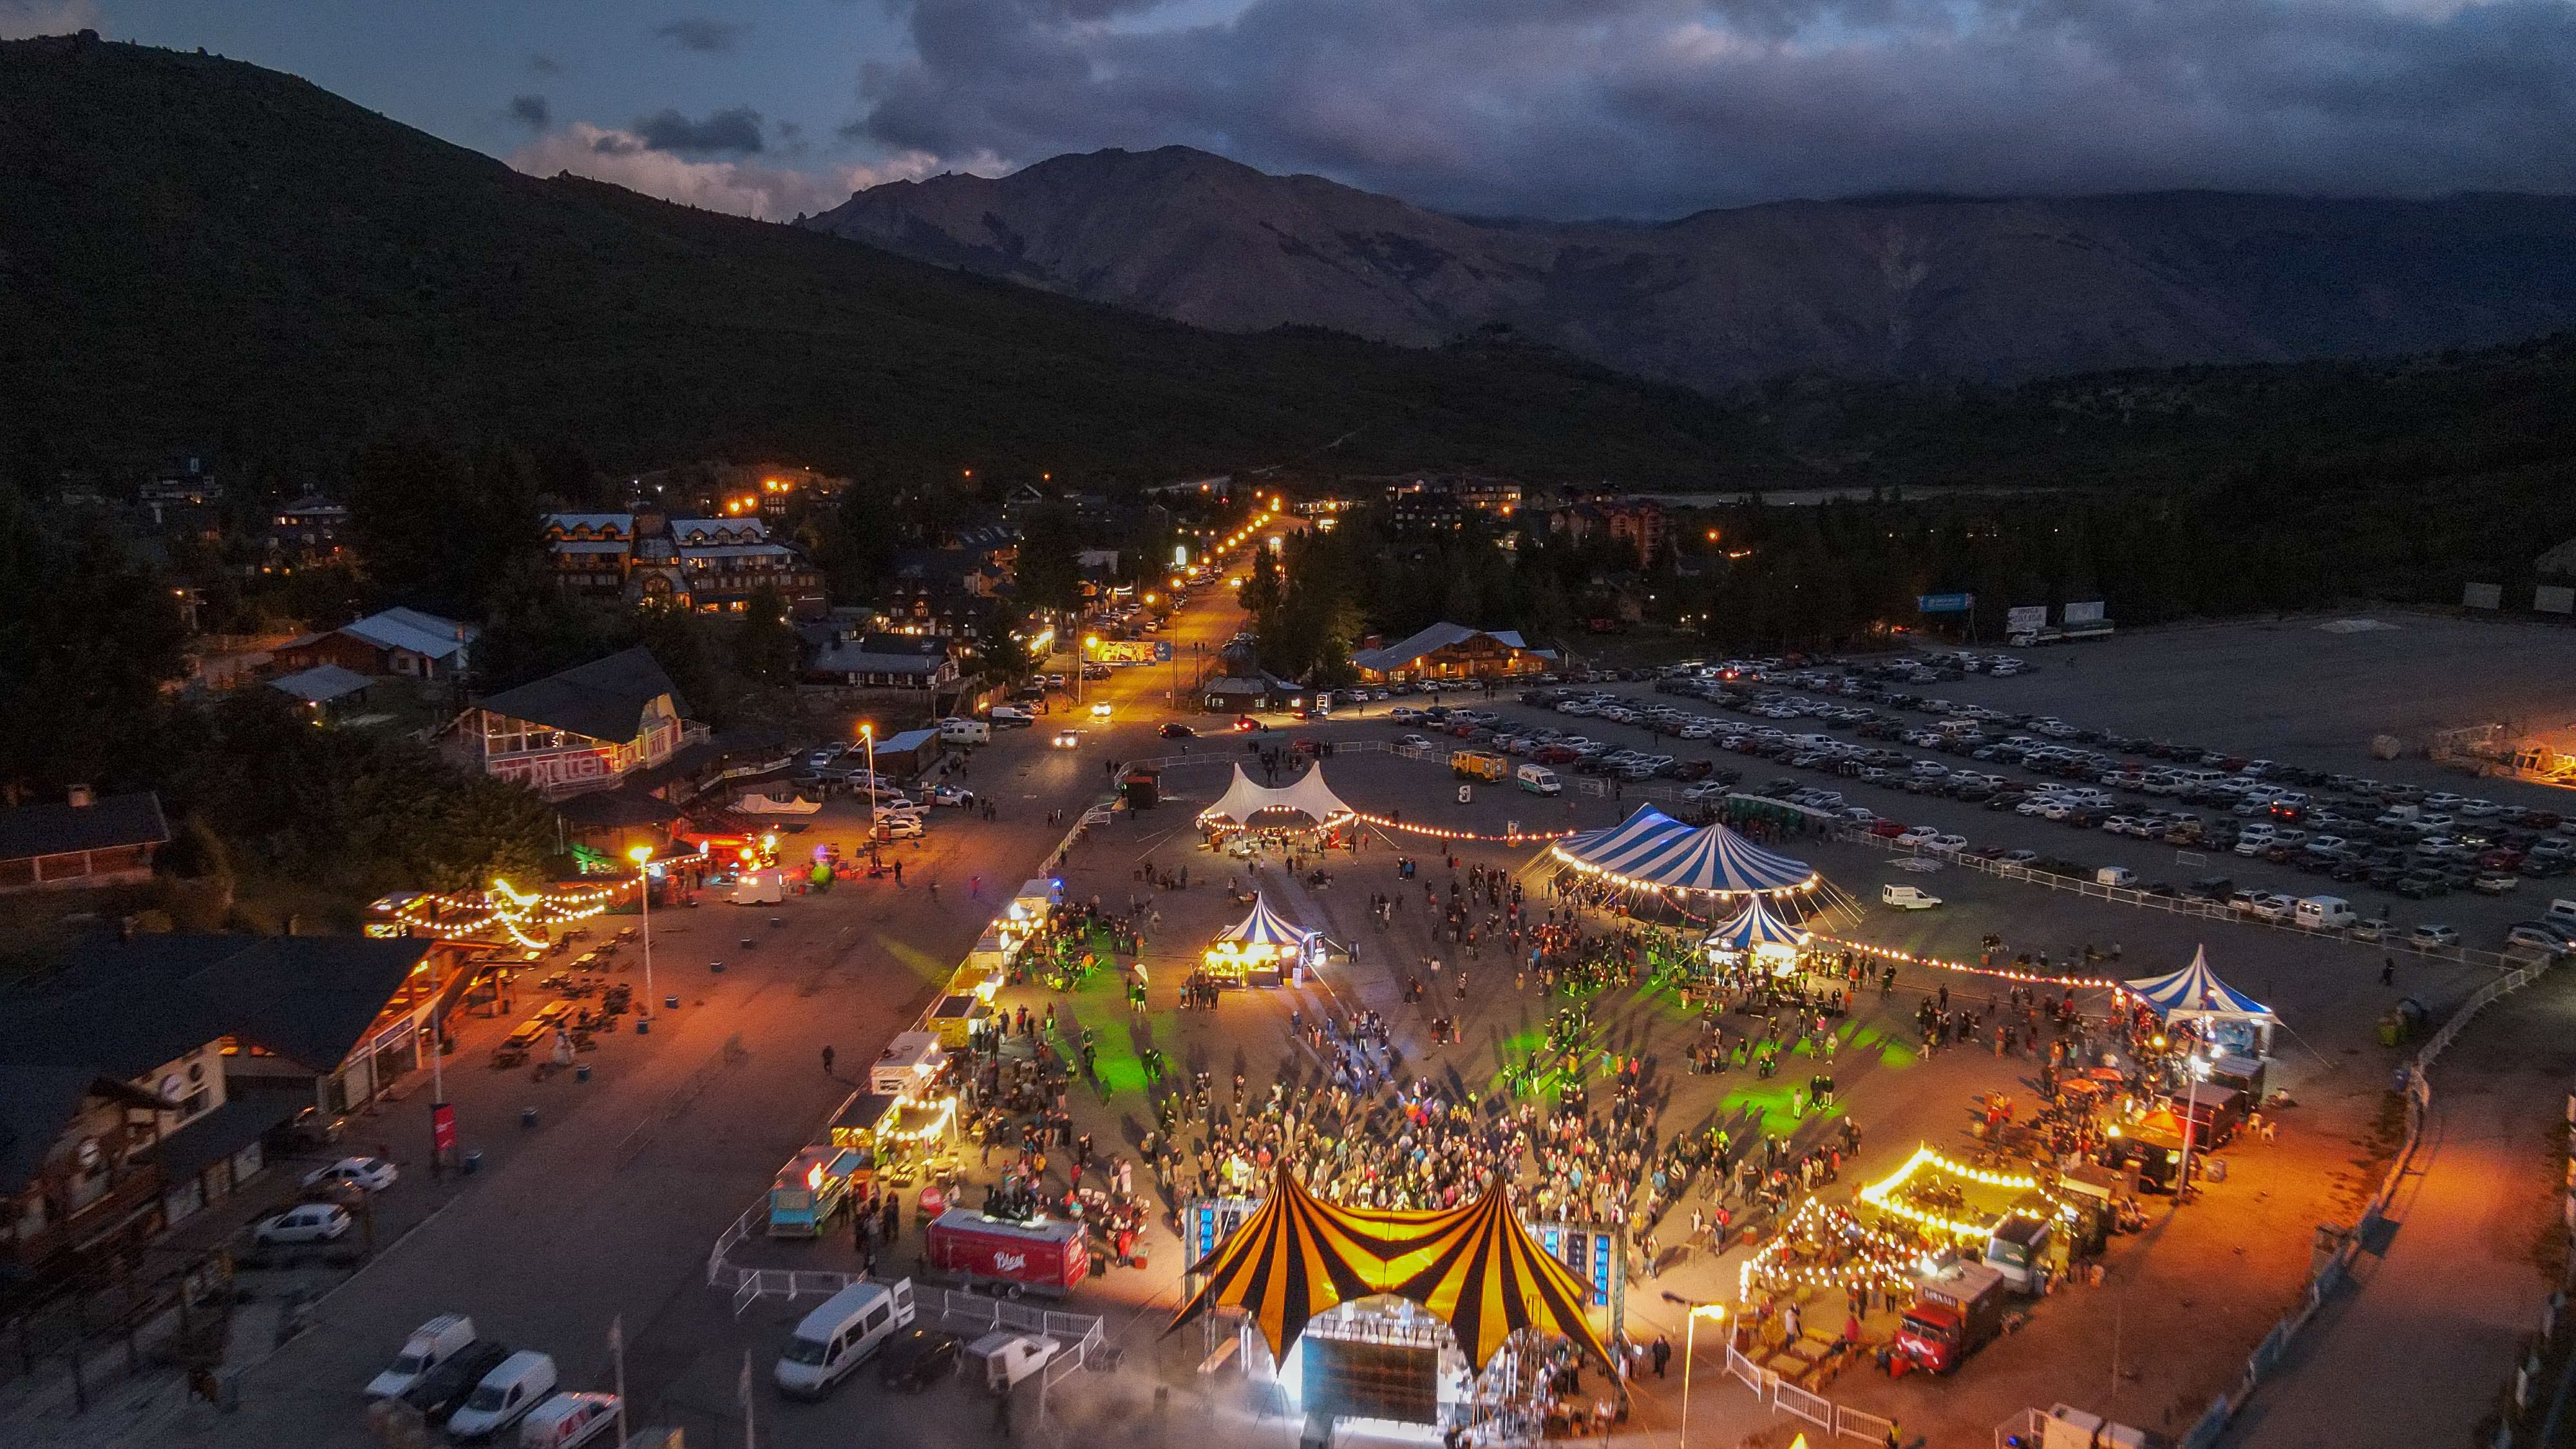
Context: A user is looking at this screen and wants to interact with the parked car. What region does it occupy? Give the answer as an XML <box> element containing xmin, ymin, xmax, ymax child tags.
<box><xmin>400</xmin><ymin>1341</ymin><xmax>513</xmax><ymax>1428</ymax></box>
<box><xmin>1880</xmin><ymin>884</ymin><xmax>1942</xmax><ymax>910</ymax></box>
<box><xmin>302</xmin><ymin>1157</ymin><xmax>397</xmax><ymax>1194</ymax></box>
<box><xmin>877</xmin><ymin>1328</ymin><xmax>963</xmax><ymax>1391</ymax></box>
<box><xmin>2409</xmin><ymin>923</ymin><xmax>2461</xmax><ymax>949</ymax></box>
<box><xmin>1159</xmin><ymin>723</ymin><xmax>1197</xmax><ymax>739</ymax></box>
<box><xmin>254</xmin><ymin>1202</ymin><xmax>352</xmax><ymax>1246</ymax></box>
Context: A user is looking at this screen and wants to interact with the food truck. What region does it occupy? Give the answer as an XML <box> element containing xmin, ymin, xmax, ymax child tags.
<box><xmin>871</xmin><ymin>1031</ymin><xmax>947</xmax><ymax>1097</ymax></box>
<box><xmin>929</xmin><ymin>993</ymin><xmax>994</xmax><ymax>1051</ymax></box>
<box><xmin>923</xmin><ymin>1209</ymin><xmax>1090</xmax><ymax>1298</ymax></box>
<box><xmin>2174</xmin><ymin>1082</ymin><xmax>2246</xmax><ymax>1149</ymax></box>
<box><xmin>766</xmin><ymin>1146</ymin><xmax>865</xmax><ymax>1236</ymax></box>
<box><xmin>1984</xmin><ymin>1211</ymin><xmax>2056</xmax><ymax>1293</ymax></box>
<box><xmin>1895</xmin><ymin>1260</ymin><xmax>2005</xmax><ymax>1374</ymax></box>
<box><xmin>2119</xmin><ymin>1111</ymin><xmax>2190</xmax><ymax>1193</ymax></box>
<box><xmin>1005</xmin><ymin>880</ymin><xmax>1059</xmax><ymax>934</ymax></box>
<box><xmin>2206</xmin><ymin>1053</ymin><xmax>2267</xmax><ymax>1101</ymax></box>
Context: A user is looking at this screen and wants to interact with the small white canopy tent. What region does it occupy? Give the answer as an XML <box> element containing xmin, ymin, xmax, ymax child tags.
<box><xmin>1198</xmin><ymin>763</ymin><xmax>1356</xmax><ymax>829</ymax></box>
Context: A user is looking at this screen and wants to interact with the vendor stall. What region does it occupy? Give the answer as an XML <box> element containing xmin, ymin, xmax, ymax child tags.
<box><xmin>2124</xmin><ymin>945</ymin><xmax>2278</xmax><ymax>1057</ymax></box>
<box><xmin>929</xmin><ymin>992</ymin><xmax>996</xmax><ymax>1050</ymax></box>
<box><xmin>828</xmin><ymin>1088</ymin><xmax>958</xmax><ymax>1186</ymax></box>
<box><xmin>871</xmin><ymin>1030</ymin><xmax>947</xmax><ymax>1097</ymax></box>
<box><xmin>1201</xmin><ymin>893</ymin><xmax>1323</xmax><ymax>988</ymax></box>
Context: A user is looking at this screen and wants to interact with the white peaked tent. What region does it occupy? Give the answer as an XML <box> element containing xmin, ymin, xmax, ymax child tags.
<box><xmin>1198</xmin><ymin>763</ymin><xmax>1356</xmax><ymax>829</ymax></box>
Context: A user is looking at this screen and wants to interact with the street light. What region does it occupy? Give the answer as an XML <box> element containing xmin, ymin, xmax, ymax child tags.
<box><xmin>1680</xmin><ymin>1301</ymin><xmax>1728</xmax><ymax>1448</ymax></box>
<box><xmin>627</xmin><ymin>844</ymin><xmax>656</xmax><ymax>1029</ymax></box>
<box><xmin>859</xmin><ymin>724</ymin><xmax>876</xmax><ymax>838</ymax></box>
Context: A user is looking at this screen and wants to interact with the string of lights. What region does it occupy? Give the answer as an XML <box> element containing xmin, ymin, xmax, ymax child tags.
<box><xmin>1543</xmin><ymin>845</ymin><xmax>1823</xmax><ymax>898</ymax></box>
<box><xmin>1804</xmin><ymin>932</ymin><xmax>2127</xmax><ymax>990</ymax></box>
<box><xmin>1349</xmin><ymin>811</ymin><xmax>1584</xmax><ymax>845</ymax></box>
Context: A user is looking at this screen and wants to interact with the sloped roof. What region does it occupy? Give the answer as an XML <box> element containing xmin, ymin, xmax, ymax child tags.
<box><xmin>1703</xmin><ymin>895</ymin><xmax>1812</xmax><ymax>951</ymax></box>
<box><xmin>0</xmin><ymin>793</ymin><xmax>171</xmax><ymax>861</ymax></box>
<box><xmin>810</xmin><ymin>635</ymin><xmax>951</xmax><ymax>677</ymax></box>
<box><xmin>0</xmin><ymin>934</ymin><xmax>435</xmax><ymax>1197</ymax></box>
<box><xmin>269</xmin><ymin>663</ymin><xmax>374</xmax><ymax>705</ymax></box>
<box><xmin>339</xmin><ymin>607</ymin><xmax>477</xmax><ymax>661</ymax></box>
<box><xmin>1351</xmin><ymin>622</ymin><xmax>1532</xmax><ymax>674</ymax></box>
<box><xmin>471</xmin><ymin>647</ymin><xmax>680</xmax><ymax>742</ymax></box>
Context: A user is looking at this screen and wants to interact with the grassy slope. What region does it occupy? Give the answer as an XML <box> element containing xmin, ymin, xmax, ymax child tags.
<box><xmin>0</xmin><ymin>37</ymin><xmax>1783</xmax><ymax>486</ymax></box>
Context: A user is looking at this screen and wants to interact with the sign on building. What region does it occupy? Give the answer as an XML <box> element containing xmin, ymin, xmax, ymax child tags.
<box><xmin>2463</xmin><ymin>582</ymin><xmax>2505</xmax><ymax>610</ymax></box>
<box><xmin>1153</xmin><ymin>641</ymin><xmax>1174</xmax><ymax>661</ymax></box>
<box><xmin>2536</xmin><ymin>586</ymin><xmax>2574</xmax><ymax>616</ymax></box>
<box><xmin>1917</xmin><ymin>592</ymin><xmax>1974</xmax><ymax>614</ymax></box>
<box><xmin>2062</xmin><ymin>600</ymin><xmax>2107</xmax><ymax>625</ymax></box>
<box><xmin>2005</xmin><ymin>605</ymin><xmax>2048</xmax><ymax>635</ymax></box>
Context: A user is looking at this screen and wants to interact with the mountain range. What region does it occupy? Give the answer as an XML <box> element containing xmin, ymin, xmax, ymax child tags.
<box><xmin>809</xmin><ymin>147</ymin><xmax>2576</xmax><ymax>389</ymax></box>
<box><xmin>0</xmin><ymin>37</ymin><xmax>1780</xmax><ymax>486</ymax></box>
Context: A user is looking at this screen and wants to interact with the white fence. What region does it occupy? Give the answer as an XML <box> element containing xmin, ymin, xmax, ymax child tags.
<box><xmin>2173</xmin><ymin>954</ymin><xmax>2549</xmax><ymax>1448</ymax></box>
<box><xmin>1719</xmin><ymin>1345</ymin><xmax>1895</xmax><ymax>1445</ymax></box>
<box><xmin>1837</xmin><ymin>826</ymin><xmax>2532</xmax><ymax>972</ymax></box>
<box><xmin>729</xmin><ymin>1268</ymin><xmax>867</xmax><ymax>1318</ymax></box>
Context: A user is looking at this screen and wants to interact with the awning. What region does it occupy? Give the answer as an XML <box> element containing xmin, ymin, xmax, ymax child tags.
<box><xmin>2125</xmin><ymin>945</ymin><xmax>2275</xmax><ymax>1022</ymax></box>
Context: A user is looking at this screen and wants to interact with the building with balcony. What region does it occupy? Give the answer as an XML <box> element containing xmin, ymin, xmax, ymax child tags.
<box><xmin>1349</xmin><ymin>623</ymin><xmax>1556</xmax><ymax>685</ymax></box>
<box><xmin>439</xmin><ymin>647</ymin><xmax>696</xmax><ymax>799</ymax></box>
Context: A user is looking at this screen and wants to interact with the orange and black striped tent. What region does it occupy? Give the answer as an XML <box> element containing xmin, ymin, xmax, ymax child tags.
<box><xmin>1166</xmin><ymin>1166</ymin><xmax>1611</xmax><ymax>1370</ymax></box>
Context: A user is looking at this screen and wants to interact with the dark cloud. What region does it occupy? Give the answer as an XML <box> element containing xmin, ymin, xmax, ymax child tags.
<box><xmin>632</xmin><ymin>105</ymin><xmax>767</xmax><ymax>154</ymax></box>
<box><xmin>508</xmin><ymin>94</ymin><xmax>551</xmax><ymax>129</ymax></box>
<box><xmin>849</xmin><ymin>0</ymin><xmax>2576</xmax><ymax>218</ymax></box>
<box><xmin>529</xmin><ymin>53</ymin><xmax>562</xmax><ymax>75</ymax></box>
<box><xmin>654</xmin><ymin>17</ymin><xmax>752</xmax><ymax>52</ymax></box>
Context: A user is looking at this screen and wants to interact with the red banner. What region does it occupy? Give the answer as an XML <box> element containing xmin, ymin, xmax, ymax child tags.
<box><xmin>431</xmin><ymin>1103</ymin><xmax>457</xmax><ymax>1156</ymax></box>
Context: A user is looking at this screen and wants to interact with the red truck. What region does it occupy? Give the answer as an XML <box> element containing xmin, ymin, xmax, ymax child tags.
<box><xmin>924</xmin><ymin>1210</ymin><xmax>1090</xmax><ymax>1298</ymax></box>
<box><xmin>1893</xmin><ymin>1260</ymin><xmax>2005</xmax><ymax>1374</ymax></box>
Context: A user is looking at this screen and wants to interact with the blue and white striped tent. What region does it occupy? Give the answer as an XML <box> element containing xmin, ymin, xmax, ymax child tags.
<box><xmin>2125</xmin><ymin>946</ymin><xmax>2275</xmax><ymax>1023</ymax></box>
<box><xmin>1703</xmin><ymin>895</ymin><xmax>1812</xmax><ymax>953</ymax></box>
<box><xmin>1218</xmin><ymin>895</ymin><xmax>1318</xmax><ymax>950</ymax></box>
<box><xmin>1551</xmin><ymin>806</ymin><xmax>1696</xmax><ymax>877</ymax></box>
<box><xmin>1552</xmin><ymin>806</ymin><xmax>1817</xmax><ymax>895</ymax></box>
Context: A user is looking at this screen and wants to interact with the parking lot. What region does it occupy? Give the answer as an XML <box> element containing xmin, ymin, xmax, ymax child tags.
<box><xmin>1346</xmin><ymin>633</ymin><xmax>2576</xmax><ymax>964</ymax></box>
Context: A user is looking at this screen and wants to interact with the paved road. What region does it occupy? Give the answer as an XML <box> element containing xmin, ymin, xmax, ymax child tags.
<box><xmin>2224</xmin><ymin>967</ymin><xmax>2576</xmax><ymax>1449</ymax></box>
<box><xmin>70</xmin><ymin>568</ymin><xmax>1260</xmax><ymax>1449</ymax></box>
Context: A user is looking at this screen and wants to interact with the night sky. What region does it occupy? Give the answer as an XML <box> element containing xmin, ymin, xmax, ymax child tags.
<box><xmin>17</xmin><ymin>0</ymin><xmax>2576</xmax><ymax>220</ymax></box>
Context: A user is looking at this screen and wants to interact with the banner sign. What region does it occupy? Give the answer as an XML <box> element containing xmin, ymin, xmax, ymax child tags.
<box><xmin>1917</xmin><ymin>593</ymin><xmax>1973</xmax><ymax>614</ymax></box>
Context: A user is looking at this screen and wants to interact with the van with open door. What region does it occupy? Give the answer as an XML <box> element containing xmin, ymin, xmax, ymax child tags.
<box><xmin>774</xmin><ymin>1279</ymin><xmax>916</xmax><ymax>1399</ymax></box>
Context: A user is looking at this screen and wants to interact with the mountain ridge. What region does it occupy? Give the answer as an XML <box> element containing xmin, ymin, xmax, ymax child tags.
<box><xmin>807</xmin><ymin>146</ymin><xmax>2576</xmax><ymax>388</ymax></box>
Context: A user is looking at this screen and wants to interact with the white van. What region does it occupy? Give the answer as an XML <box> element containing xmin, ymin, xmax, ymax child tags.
<box><xmin>775</xmin><ymin>1279</ymin><xmax>916</xmax><ymax>1399</ymax></box>
<box><xmin>448</xmin><ymin>1351</ymin><xmax>558</xmax><ymax>1443</ymax></box>
<box><xmin>518</xmin><ymin>1392</ymin><xmax>621</xmax><ymax>1449</ymax></box>
<box><xmin>1880</xmin><ymin>884</ymin><xmax>1942</xmax><ymax>911</ymax></box>
<box><xmin>1515</xmin><ymin>764</ymin><xmax>1561</xmax><ymax>796</ymax></box>
<box><xmin>365</xmin><ymin>1313</ymin><xmax>477</xmax><ymax>1399</ymax></box>
<box><xmin>938</xmin><ymin>717</ymin><xmax>991</xmax><ymax>746</ymax></box>
<box><xmin>989</xmin><ymin>705</ymin><xmax>1034</xmax><ymax>727</ymax></box>
<box><xmin>2095</xmin><ymin>867</ymin><xmax>2137</xmax><ymax>889</ymax></box>
<box><xmin>2548</xmin><ymin>898</ymin><xmax>2576</xmax><ymax>931</ymax></box>
<box><xmin>2295</xmin><ymin>896</ymin><xmax>2358</xmax><ymax>931</ymax></box>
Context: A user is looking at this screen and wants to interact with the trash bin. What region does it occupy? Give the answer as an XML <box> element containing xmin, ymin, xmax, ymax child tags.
<box><xmin>710</xmin><ymin>960</ymin><xmax>725</xmax><ymax>973</ymax></box>
<box><xmin>636</xmin><ymin>1019</ymin><xmax>650</xmax><ymax>1035</ymax></box>
<box><xmin>464</xmin><ymin>1150</ymin><xmax>483</xmax><ymax>1175</ymax></box>
<box><xmin>575</xmin><ymin>1063</ymin><xmax>591</xmax><ymax>1083</ymax></box>
<box><xmin>665</xmin><ymin>994</ymin><xmax>679</xmax><ymax>1010</ymax></box>
<box><xmin>520</xmin><ymin>1107</ymin><xmax>538</xmax><ymax>1129</ymax></box>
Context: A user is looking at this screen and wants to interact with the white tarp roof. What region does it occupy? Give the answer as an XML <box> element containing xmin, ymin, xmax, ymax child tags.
<box><xmin>1198</xmin><ymin>763</ymin><xmax>1356</xmax><ymax>826</ymax></box>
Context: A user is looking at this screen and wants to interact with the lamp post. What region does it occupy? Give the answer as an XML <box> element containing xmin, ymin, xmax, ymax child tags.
<box><xmin>860</xmin><ymin>724</ymin><xmax>876</xmax><ymax>837</ymax></box>
<box><xmin>1680</xmin><ymin>1301</ymin><xmax>1728</xmax><ymax>1449</ymax></box>
<box><xmin>628</xmin><ymin>845</ymin><xmax>655</xmax><ymax>1029</ymax></box>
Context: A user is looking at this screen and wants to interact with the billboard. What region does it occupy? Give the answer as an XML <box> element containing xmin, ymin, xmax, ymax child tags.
<box><xmin>2538</xmin><ymin>586</ymin><xmax>2575</xmax><ymax>616</ymax></box>
<box><xmin>1088</xmin><ymin>639</ymin><xmax>1160</xmax><ymax>665</ymax></box>
<box><xmin>2062</xmin><ymin>600</ymin><xmax>2107</xmax><ymax>625</ymax></box>
<box><xmin>2463</xmin><ymin>582</ymin><xmax>2504</xmax><ymax>610</ymax></box>
<box><xmin>2005</xmin><ymin>605</ymin><xmax>2049</xmax><ymax>635</ymax></box>
<box><xmin>1917</xmin><ymin>592</ymin><xmax>1974</xmax><ymax>614</ymax></box>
